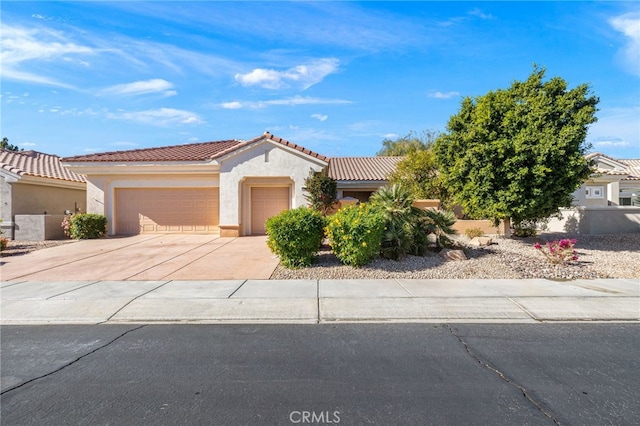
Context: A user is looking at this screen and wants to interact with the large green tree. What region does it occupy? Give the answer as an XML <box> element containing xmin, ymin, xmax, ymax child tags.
<box><xmin>433</xmin><ymin>67</ymin><xmax>598</xmax><ymax>230</ymax></box>
<box><xmin>376</xmin><ymin>130</ymin><xmax>438</xmax><ymax>156</ymax></box>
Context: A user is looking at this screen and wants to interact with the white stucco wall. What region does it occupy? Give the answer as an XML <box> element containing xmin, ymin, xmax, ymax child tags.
<box><xmin>218</xmin><ymin>140</ymin><xmax>326</xmax><ymax>232</ymax></box>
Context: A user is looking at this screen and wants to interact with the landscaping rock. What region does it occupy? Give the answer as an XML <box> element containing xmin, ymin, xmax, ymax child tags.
<box><xmin>440</xmin><ymin>249</ymin><xmax>467</xmax><ymax>261</ymax></box>
<box><xmin>469</xmin><ymin>236</ymin><xmax>494</xmax><ymax>247</ymax></box>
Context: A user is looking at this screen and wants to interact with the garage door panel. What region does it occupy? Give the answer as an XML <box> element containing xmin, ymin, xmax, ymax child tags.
<box><xmin>251</xmin><ymin>187</ymin><xmax>290</xmax><ymax>235</ymax></box>
<box><xmin>116</xmin><ymin>188</ymin><xmax>219</xmax><ymax>235</ymax></box>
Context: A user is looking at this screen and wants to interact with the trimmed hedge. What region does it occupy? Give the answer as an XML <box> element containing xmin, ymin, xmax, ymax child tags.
<box><xmin>63</xmin><ymin>214</ymin><xmax>107</xmax><ymax>239</ymax></box>
<box><xmin>325</xmin><ymin>203</ymin><xmax>385</xmax><ymax>267</ymax></box>
<box><xmin>266</xmin><ymin>207</ymin><xmax>326</xmax><ymax>269</ymax></box>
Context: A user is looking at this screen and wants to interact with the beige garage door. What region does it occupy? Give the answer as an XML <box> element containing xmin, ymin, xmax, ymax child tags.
<box><xmin>251</xmin><ymin>187</ymin><xmax>290</xmax><ymax>235</ymax></box>
<box><xmin>115</xmin><ymin>188</ymin><xmax>219</xmax><ymax>235</ymax></box>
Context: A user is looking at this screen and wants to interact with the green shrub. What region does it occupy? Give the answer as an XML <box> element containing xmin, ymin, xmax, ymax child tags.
<box><xmin>513</xmin><ymin>221</ymin><xmax>537</xmax><ymax>238</ymax></box>
<box><xmin>464</xmin><ymin>227</ymin><xmax>484</xmax><ymax>239</ymax></box>
<box><xmin>63</xmin><ymin>213</ymin><xmax>107</xmax><ymax>239</ymax></box>
<box><xmin>0</xmin><ymin>237</ymin><xmax>7</xmax><ymax>252</ymax></box>
<box><xmin>266</xmin><ymin>207</ymin><xmax>325</xmax><ymax>269</ymax></box>
<box><xmin>325</xmin><ymin>203</ymin><xmax>385</xmax><ymax>267</ymax></box>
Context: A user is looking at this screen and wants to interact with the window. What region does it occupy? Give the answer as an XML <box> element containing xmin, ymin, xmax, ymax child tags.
<box><xmin>585</xmin><ymin>186</ymin><xmax>604</xmax><ymax>199</ymax></box>
<box><xmin>620</xmin><ymin>198</ymin><xmax>632</xmax><ymax>206</ymax></box>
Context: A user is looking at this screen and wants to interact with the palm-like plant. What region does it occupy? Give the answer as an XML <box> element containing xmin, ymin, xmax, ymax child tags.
<box><xmin>423</xmin><ymin>209</ymin><xmax>457</xmax><ymax>249</ymax></box>
<box><xmin>370</xmin><ymin>184</ymin><xmax>428</xmax><ymax>260</ymax></box>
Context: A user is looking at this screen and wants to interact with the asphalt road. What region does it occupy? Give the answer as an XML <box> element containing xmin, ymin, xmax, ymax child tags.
<box><xmin>1</xmin><ymin>324</ymin><xmax>638</xmax><ymax>425</ymax></box>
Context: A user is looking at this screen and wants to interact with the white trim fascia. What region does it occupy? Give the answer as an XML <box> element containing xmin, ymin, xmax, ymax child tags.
<box><xmin>0</xmin><ymin>169</ymin><xmax>21</xmax><ymax>183</ymax></box>
<box><xmin>336</xmin><ymin>180</ymin><xmax>389</xmax><ymax>187</ymax></box>
<box><xmin>217</xmin><ymin>138</ymin><xmax>328</xmax><ymax>168</ymax></box>
<box><xmin>63</xmin><ymin>162</ymin><xmax>220</xmax><ymax>175</ymax></box>
<box><xmin>590</xmin><ymin>155</ymin><xmax>628</xmax><ymax>171</ymax></box>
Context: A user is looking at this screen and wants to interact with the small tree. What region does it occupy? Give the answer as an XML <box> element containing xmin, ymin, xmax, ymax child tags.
<box><xmin>1</xmin><ymin>137</ymin><xmax>22</xmax><ymax>152</ymax></box>
<box><xmin>304</xmin><ymin>170</ymin><xmax>337</xmax><ymax>216</ymax></box>
<box><xmin>376</xmin><ymin>130</ymin><xmax>438</xmax><ymax>156</ymax></box>
<box><xmin>388</xmin><ymin>148</ymin><xmax>446</xmax><ymax>201</ymax></box>
<box><xmin>434</xmin><ymin>66</ymin><xmax>598</xmax><ymax>232</ymax></box>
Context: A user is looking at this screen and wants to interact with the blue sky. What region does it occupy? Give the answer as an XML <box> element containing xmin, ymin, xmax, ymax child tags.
<box><xmin>1</xmin><ymin>1</ymin><xmax>639</xmax><ymax>159</ymax></box>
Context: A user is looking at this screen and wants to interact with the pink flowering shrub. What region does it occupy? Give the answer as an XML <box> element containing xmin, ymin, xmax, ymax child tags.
<box><xmin>533</xmin><ymin>239</ymin><xmax>578</xmax><ymax>264</ymax></box>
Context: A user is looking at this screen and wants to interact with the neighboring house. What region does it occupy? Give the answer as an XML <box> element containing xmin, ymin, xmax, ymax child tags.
<box><xmin>63</xmin><ymin>132</ymin><xmax>398</xmax><ymax>237</ymax></box>
<box><xmin>0</xmin><ymin>149</ymin><xmax>87</xmax><ymax>238</ymax></box>
<box><xmin>573</xmin><ymin>153</ymin><xmax>640</xmax><ymax>207</ymax></box>
<box><xmin>328</xmin><ymin>156</ymin><xmax>402</xmax><ymax>202</ymax></box>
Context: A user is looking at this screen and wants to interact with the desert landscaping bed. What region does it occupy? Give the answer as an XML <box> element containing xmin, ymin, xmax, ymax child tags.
<box><xmin>1</xmin><ymin>240</ymin><xmax>75</xmax><ymax>257</ymax></box>
<box><xmin>271</xmin><ymin>233</ymin><xmax>640</xmax><ymax>280</ymax></box>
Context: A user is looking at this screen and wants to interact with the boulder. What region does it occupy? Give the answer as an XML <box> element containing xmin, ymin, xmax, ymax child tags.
<box><xmin>469</xmin><ymin>236</ymin><xmax>494</xmax><ymax>247</ymax></box>
<box><xmin>440</xmin><ymin>249</ymin><xmax>467</xmax><ymax>261</ymax></box>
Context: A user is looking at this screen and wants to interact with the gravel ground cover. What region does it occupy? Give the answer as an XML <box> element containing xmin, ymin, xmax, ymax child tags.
<box><xmin>1</xmin><ymin>240</ymin><xmax>75</xmax><ymax>257</ymax></box>
<box><xmin>271</xmin><ymin>233</ymin><xmax>640</xmax><ymax>280</ymax></box>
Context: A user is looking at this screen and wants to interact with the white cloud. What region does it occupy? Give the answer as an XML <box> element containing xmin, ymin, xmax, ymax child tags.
<box><xmin>591</xmin><ymin>137</ymin><xmax>630</xmax><ymax>148</ymax></box>
<box><xmin>428</xmin><ymin>91</ymin><xmax>460</xmax><ymax>99</ymax></box>
<box><xmin>235</xmin><ymin>58</ymin><xmax>340</xmax><ymax>90</ymax></box>
<box><xmin>221</xmin><ymin>101</ymin><xmax>243</xmax><ymax>109</ymax></box>
<box><xmin>0</xmin><ymin>24</ymin><xmax>97</xmax><ymax>88</ymax></box>
<box><xmin>21</xmin><ymin>142</ymin><xmax>37</xmax><ymax>147</ymax></box>
<box><xmin>382</xmin><ymin>133</ymin><xmax>399</xmax><ymax>139</ymax></box>
<box><xmin>107</xmin><ymin>108</ymin><xmax>204</xmax><ymax>126</ymax></box>
<box><xmin>311</xmin><ymin>113</ymin><xmax>328</xmax><ymax>122</ymax></box>
<box><xmin>609</xmin><ymin>12</ymin><xmax>640</xmax><ymax>76</ymax></box>
<box><xmin>100</xmin><ymin>79</ymin><xmax>176</xmax><ymax>97</ymax></box>
<box><xmin>588</xmin><ymin>106</ymin><xmax>640</xmax><ymax>154</ymax></box>
<box><xmin>468</xmin><ymin>8</ymin><xmax>493</xmax><ymax>20</ymax></box>
<box><xmin>219</xmin><ymin>95</ymin><xmax>351</xmax><ymax>109</ymax></box>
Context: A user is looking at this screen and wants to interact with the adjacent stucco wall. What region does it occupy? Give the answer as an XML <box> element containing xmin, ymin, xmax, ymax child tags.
<box><xmin>0</xmin><ymin>175</ymin><xmax>14</xmax><ymax>237</ymax></box>
<box><xmin>14</xmin><ymin>214</ymin><xmax>69</xmax><ymax>240</ymax></box>
<box><xmin>546</xmin><ymin>207</ymin><xmax>640</xmax><ymax>234</ymax></box>
<box><xmin>12</xmin><ymin>182</ymin><xmax>86</xmax><ymax>215</ymax></box>
<box><xmin>219</xmin><ymin>141</ymin><xmax>326</xmax><ymax>234</ymax></box>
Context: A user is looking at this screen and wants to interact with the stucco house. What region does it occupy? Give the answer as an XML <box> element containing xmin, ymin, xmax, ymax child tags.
<box><xmin>1</xmin><ymin>149</ymin><xmax>87</xmax><ymax>239</ymax></box>
<box><xmin>573</xmin><ymin>153</ymin><xmax>640</xmax><ymax>207</ymax></box>
<box><xmin>63</xmin><ymin>132</ymin><xmax>396</xmax><ymax>237</ymax></box>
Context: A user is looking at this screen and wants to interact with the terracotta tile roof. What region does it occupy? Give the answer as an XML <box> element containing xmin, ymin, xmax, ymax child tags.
<box><xmin>0</xmin><ymin>149</ymin><xmax>86</xmax><ymax>183</ymax></box>
<box><xmin>586</xmin><ymin>152</ymin><xmax>640</xmax><ymax>181</ymax></box>
<box><xmin>62</xmin><ymin>132</ymin><xmax>329</xmax><ymax>163</ymax></box>
<box><xmin>619</xmin><ymin>159</ymin><xmax>640</xmax><ymax>181</ymax></box>
<box><xmin>63</xmin><ymin>139</ymin><xmax>243</xmax><ymax>162</ymax></box>
<box><xmin>328</xmin><ymin>156</ymin><xmax>402</xmax><ymax>181</ymax></box>
<box><xmin>234</xmin><ymin>132</ymin><xmax>329</xmax><ymax>162</ymax></box>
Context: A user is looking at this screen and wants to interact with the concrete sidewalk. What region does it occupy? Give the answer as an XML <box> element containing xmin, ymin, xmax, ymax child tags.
<box><xmin>1</xmin><ymin>278</ymin><xmax>638</xmax><ymax>324</ymax></box>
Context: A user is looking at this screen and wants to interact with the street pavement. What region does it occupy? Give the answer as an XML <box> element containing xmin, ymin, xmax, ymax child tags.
<box><xmin>2</xmin><ymin>324</ymin><xmax>639</xmax><ymax>425</ymax></box>
<box><xmin>1</xmin><ymin>278</ymin><xmax>638</xmax><ymax>324</ymax></box>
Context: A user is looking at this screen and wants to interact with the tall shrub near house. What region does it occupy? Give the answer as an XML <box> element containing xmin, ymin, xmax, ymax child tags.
<box><xmin>325</xmin><ymin>203</ymin><xmax>385</xmax><ymax>267</ymax></box>
<box><xmin>62</xmin><ymin>213</ymin><xmax>107</xmax><ymax>239</ymax></box>
<box><xmin>304</xmin><ymin>170</ymin><xmax>338</xmax><ymax>216</ymax></box>
<box><xmin>265</xmin><ymin>207</ymin><xmax>325</xmax><ymax>269</ymax></box>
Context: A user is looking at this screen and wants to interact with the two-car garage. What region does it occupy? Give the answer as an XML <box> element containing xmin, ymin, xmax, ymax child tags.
<box><xmin>115</xmin><ymin>188</ymin><xmax>219</xmax><ymax>235</ymax></box>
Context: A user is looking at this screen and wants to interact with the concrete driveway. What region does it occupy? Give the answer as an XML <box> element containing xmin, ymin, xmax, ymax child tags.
<box><xmin>0</xmin><ymin>235</ymin><xmax>279</xmax><ymax>281</ymax></box>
